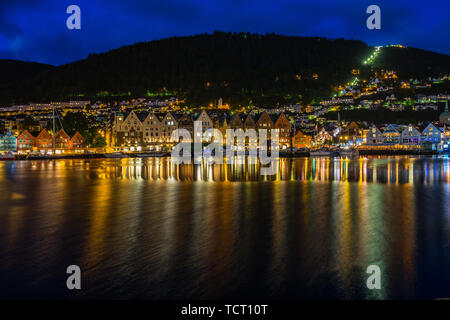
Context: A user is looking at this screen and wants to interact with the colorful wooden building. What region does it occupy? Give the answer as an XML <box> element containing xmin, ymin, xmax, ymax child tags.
<box><xmin>16</xmin><ymin>130</ymin><xmax>35</xmax><ymax>153</ymax></box>
<box><xmin>70</xmin><ymin>131</ymin><xmax>85</xmax><ymax>149</ymax></box>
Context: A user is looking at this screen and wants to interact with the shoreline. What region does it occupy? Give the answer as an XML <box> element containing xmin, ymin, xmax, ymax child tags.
<box><xmin>5</xmin><ymin>149</ymin><xmax>444</xmax><ymax>161</ymax></box>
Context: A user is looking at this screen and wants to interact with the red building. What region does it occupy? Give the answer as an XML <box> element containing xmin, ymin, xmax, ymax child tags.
<box><xmin>17</xmin><ymin>130</ymin><xmax>35</xmax><ymax>153</ymax></box>
<box><xmin>35</xmin><ymin>129</ymin><xmax>53</xmax><ymax>151</ymax></box>
<box><xmin>55</xmin><ymin>129</ymin><xmax>71</xmax><ymax>149</ymax></box>
<box><xmin>70</xmin><ymin>131</ymin><xmax>85</xmax><ymax>149</ymax></box>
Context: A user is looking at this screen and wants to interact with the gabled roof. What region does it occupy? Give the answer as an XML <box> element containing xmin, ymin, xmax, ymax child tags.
<box><xmin>383</xmin><ymin>124</ymin><xmax>400</xmax><ymax>133</ymax></box>
<box><xmin>401</xmin><ymin>125</ymin><xmax>421</xmax><ymax>135</ymax></box>
<box><xmin>143</xmin><ymin>111</ymin><xmax>162</xmax><ymax>124</ymax></box>
<box><xmin>193</xmin><ymin>110</ymin><xmax>212</xmax><ymax>121</ymax></box>
<box><xmin>368</xmin><ymin>125</ymin><xmax>383</xmax><ymax>134</ymax></box>
<box><xmin>55</xmin><ymin>129</ymin><xmax>70</xmax><ymax>139</ymax></box>
<box><xmin>71</xmin><ymin>131</ymin><xmax>84</xmax><ymax>141</ymax></box>
<box><xmin>422</xmin><ymin>122</ymin><xmax>441</xmax><ymax>133</ymax></box>
<box><xmin>162</xmin><ymin>111</ymin><xmax>176</xmax><ymax>121</ymax></box>
<box><xmin>230</xmin><ymin>113</ymin><xmax>244</xmax><ymax>124</ymax></box>
<box><xmin>18</xmin><ymin>129</ymin><xmax>35</xmax><ymax>139</ymax></box>
<box><xmin>347</xmin><ymin>121</ymin><xmax>359</xmax><ymax>130</ymax></box>
<box><xmin>36</xmin><ymin>129</ymin><xmax>52</xmax><ymax>139</ymax></box>
<box><xmin>294</xmin><ymin>130</ymin><xmax>311</xmax><ymax>137</ymax></box>
<box><xmin>243</xmin><ymin>114</ymin><xmax>256</xmax><ymax>125</ymax></box>
<box><xmin>123</xmin><ymin>110</ymin><xmax>141</xmax><ymax>123</ymax></box>
<box><xmin>255</xmin><ymin>111</ymin><xmax>273</xmax><ymax>125</ymax></box>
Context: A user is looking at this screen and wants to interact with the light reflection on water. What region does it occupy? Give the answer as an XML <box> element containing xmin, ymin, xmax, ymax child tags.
<box><xmin>0</xmin><ymin>156</ymin><xmax>449</xmax><ymax>299</ymax></box>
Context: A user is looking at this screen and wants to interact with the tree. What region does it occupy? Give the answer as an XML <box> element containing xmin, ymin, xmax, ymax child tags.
<box><xmin>61</xmin><ymin>112</ymin><xmax>89</xmax><ymax>137</ymax></box>
<box><xmin>90</xmin><ymin>132</ymin><xmax>107</xmax><ymax>148</ymax></box>
<box><xmin>21</xmin><ymin>116</ymin><xmax>38</xmax><ymax>131</ymax></box>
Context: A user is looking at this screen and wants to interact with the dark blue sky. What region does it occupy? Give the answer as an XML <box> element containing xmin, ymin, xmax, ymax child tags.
<box><xmin>0</xmin><ymin>0</ymin><xmax>449</xmax><ymax>66</ymax></box>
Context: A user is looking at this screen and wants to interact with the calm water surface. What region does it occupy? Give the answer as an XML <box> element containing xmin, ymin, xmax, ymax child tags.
<box><xmin>0</xmin><ymin>156</ymin><xmax>449</xmax><ymax>299</ymax></box>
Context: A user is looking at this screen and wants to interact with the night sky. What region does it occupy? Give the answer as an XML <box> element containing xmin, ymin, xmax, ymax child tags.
<box><xmin>0</xmin><ymin>0</ymin><xmax>449</xmax><ymax>66</ymax></box>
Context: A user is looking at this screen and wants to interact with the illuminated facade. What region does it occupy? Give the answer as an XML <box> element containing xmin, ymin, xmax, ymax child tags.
<box><xmin>401</xmin><ymin>125</ymin><xmax>421</xmax><ymax>145</ymax></box>
<box><xmin>35</xmin><ymin>129</ymin><xmax>53</xmax><ymax>151</ymax></box>
<box><xmin>292</xmin><ymin>131</ymin><xmax>312</xmax><ymax>149</ymax></box>
<box><xmin>71</xmin><ymin>132</ymin><xmax>85</xmax><ymax>149</ymax></box>
<box><xmin>366</xmin><ymin>126</ymin><xmax>384</xmax><ymax>145</ymax></box>
<box><xmin>55</xmin><ymin>129</ymin><xmax>71</xmax><ymax>149</ymax></box>
<box><xmin>16</xmin><ymin>130</ymin><xmax>35</xmax><ymax>152</ymax></box>
<box><xmin>0</xmin><ymin>132</ymin><xmax>17</xmax><ymax>152</ymax></box>
<box><xmin>421</xmin><ymin>123</ymin><xmax>442</xmax><ymax>144</ymax></box>
<box><xmin>274</xmin><ymin>113</ymin><xmax>291</xmax><ymax>149</ymax></box>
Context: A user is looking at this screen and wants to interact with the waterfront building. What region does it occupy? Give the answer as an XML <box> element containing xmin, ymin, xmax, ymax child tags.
<box><xmin>35</xmin><ymin>129</ymin><xmax>53</xmax><ymax>152</ymax></box>
<box><xmin>70</xmin><ymin>132</ymin><xmax>85</xmax><ymax>149</ymax></box>
<box><xmin>113</xmin><ymin>111</ymin><xmax>144</xmax><ymax>147</ymax></box>
<box><xmin>160</xmin><ymin>112</ymin><xmax>178</xmax><ymax>143</ymax></box>
<box><xmin>194</xmin><ymin>110</ymin><xmax>213</xmax><ymax>142</ymax></box>
<box><xmin>176</xmin><ymin>114</ymin><xmax>194</xmax><ymax>142</ymax></box>
<box><xmin>141</xmin><ymin>112</ymin><xmax>162</xmax><ymax>144</ymax></box>
<box><xmin>16</xmin><ymin>130</ymin><xmax>35</xmax><ymax>153</ymax></box>
<box><xmin>255</xmin><ymin>112</ymin><xmax>274</xmax><ymax>131</ymax></box>
<box><xmin>194</xmin><ymin>110</ymin><xmax>213</xmax><ymax>132</ymax></box>
<box><xmin>229</xmin><ymin>114</ymin><xmax>244</xmax><ymax>130</ymax></box>
<box><xmin>314</xmin><ymin>127</ymin><xmax>333</xmax><ymax>145</ymax></box>
<box><xmin>366</xmin><ymin>126</ymin><xmax>384</xmax><ymax>145</ymax></box>
<box><xmin>338</xmin><ymin>121</ymin><xmax>364</xmax><ymax>146</ymax></box>
<box><xmin>273</xmin><ymin>113</ymin><xmax>291</xmax><ymax>149</ymax></box>
<box><xmin>224</xmin><ymin>114</ymin><xmax>257</xmax><ymax>148</ymax></box>
<box><xmin>55</xmin><ymin>129</ymin><xmax>71</xmax><ymax>149</ymax></box>
<box><xmin>253</xmin><ymin>112</ymin><xmax>274</xmax><ymax>148</ymax></box>
<box><xmin>0</xmin><ymin>132</ymin><xmax>17</xmax><ymax>152</ymax></box>
<box><xmin>382</xmin><ymin>124</ymin><xmax>401</xmax><ymax>145</ymax></box>
<box><xmin>292</xmin><ymin>131</ymin><xmax>312</xmax><ymax>149</ymax></box>
<box><xmin>401</xmin><ymin>125</ymin><xmax>421</xmax><ymax>145</ymax></box>
<box><xmin>243</xmin><ymin>114</ymin><xmax>257</xmax><ymax>131</ymax></box>
<box><xmin>112</xmin><ymin>110</ymin><xmax>194</xmax><ymax>148</ymax></box>
<box><xmin>421</xmin><ymin>123</ymin><xmax>442</xmax><ymax>145</ymax></box>
<box><xmin>213</xmin><ymin>114</ymin><xmax>230</xmax><ymax>141</ymax></box>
